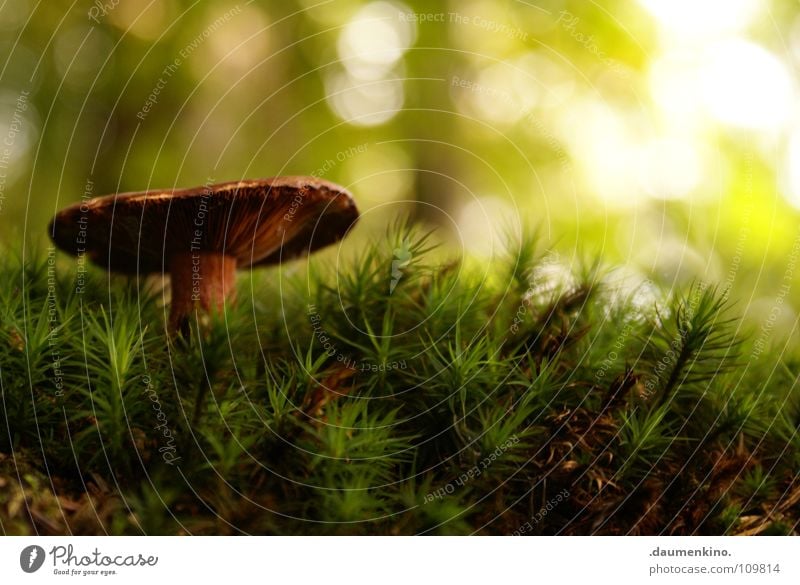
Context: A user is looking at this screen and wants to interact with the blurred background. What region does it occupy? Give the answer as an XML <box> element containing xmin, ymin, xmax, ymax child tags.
<box><xmin>2</xmin><ymin>0</ymin><xmax>800</xmax><ymax>342</ymax></box>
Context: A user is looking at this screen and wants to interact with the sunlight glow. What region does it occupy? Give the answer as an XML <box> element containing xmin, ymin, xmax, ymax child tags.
<box><xmin>782</xmin><ymin>127</ymin><xmax>800</xmax><ymax>209</ymax></box>
<box><xmin>456</xmin><ymin>61</ymin><xmax>538</xmax><ymax>124</ymax></box>
<box><xmin>325</xmin><ymin>72</ymin><xmax>404</xmax><ymax>127</ymax></box>
<box><xmin>648</xmin><ymin>50</ymin><xmax>703</xmax><ymax>129</ymax></box>
<box><xmin>458</xmin><ymin>196</ymin><xmax>515</xmax><ymax>257</ymax></box>
<box><xmin>700</xmin><ymin>40</ymin><xmax>793</xmax><ymax>131</ymax></box>
<box><xmin>637</xmin><ymin>137</ymin><xmax>703</xmax><ymax>200</ymax></box>
<box><xmin>650</xmin><ymin>41</ymin><xmax>794</xmax><ymax>132</ymax></box>
<box><xmin>638</xmin><ymin>0</ymin><xmax>759</xmax><ymax>40</ymax></box>
<box><xmin>328</xmin><ymin>1</ymin><xmax>413</xmax><ymax>126</ymax></box>
<box><xmin>107</xmin><ymin>1</ymin><xmax>175</xmax><ymax>40</ymax></box>
<box><xmin>338</xmin><ymin>1</ymin><xmax>415</xmax><ymax>80</ymax></box>
<box><xmin>558</xmin><ymin>100</ymin><xmax>643</xmax><ymax>207</ymax></box>
<box><xmin>524</xmin><ymin>260</ymin><xmax>578</xmax><ymax>305</ymax></box>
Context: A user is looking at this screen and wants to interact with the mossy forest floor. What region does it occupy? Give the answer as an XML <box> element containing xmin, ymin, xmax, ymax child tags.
<box><xmin>1</xmin><ymin>226</ymin><xmax>799</xmax><ymax>535</ymax></box>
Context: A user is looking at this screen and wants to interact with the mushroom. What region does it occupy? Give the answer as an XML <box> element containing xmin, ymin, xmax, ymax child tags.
<box><xmin>49</xmin><ymin>176</ymin><xmax>359</xmax><ymax>333</ymax></box>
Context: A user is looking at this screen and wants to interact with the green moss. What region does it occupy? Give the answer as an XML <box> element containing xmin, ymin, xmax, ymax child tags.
<box><xmin>1</xmin><ymin>227</ymin><xmax>798</xmax><ymax>535</ymax></box>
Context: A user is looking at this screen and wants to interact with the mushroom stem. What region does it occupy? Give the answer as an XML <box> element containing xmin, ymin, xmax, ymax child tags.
<box><xmin>169</xmin><ymin>252</ymin><xmax>237</xmax><ymax>333</ymax></box>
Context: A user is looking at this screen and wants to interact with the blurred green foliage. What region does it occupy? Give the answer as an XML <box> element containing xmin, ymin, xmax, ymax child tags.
<box><xmin>1</xmin><ymin>0</ymin><xmax>799</xmax><ymax>347</ymax></box>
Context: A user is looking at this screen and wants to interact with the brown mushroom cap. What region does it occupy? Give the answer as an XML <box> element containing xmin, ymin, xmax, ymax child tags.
<box><xmin>48</xmin><ymin>176</ymin><xmax>359</xmax><ymax>273</ymax></box>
